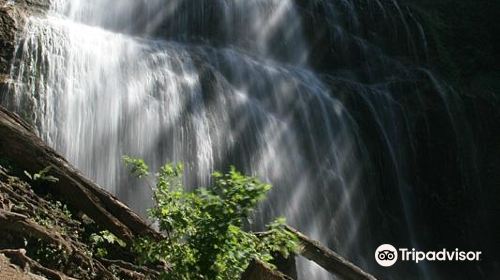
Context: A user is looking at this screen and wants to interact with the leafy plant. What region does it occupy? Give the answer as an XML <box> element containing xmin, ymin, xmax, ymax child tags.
<box><xmin>89</xmin><ymin>230</ymin><xmax>126</xmax><ymax>258</ymax></box>
<box><xmin>30</xmin><ymin>239</ymin><xmax>68</xmax><ymax>268</ymax></box>
<box><xmin>24</xmin><ymin>166</ymin><xmax>59</xmax><ymax>183</ymax></box>
<box><xmin>124</xmin><ymin>157</ymin><xmax>298</xmax><ymax>280</ymax></box>
<box><xmin>123</xmin><ymin>156</ymin><xmax>149</xmax><ymax>178</ymax></box>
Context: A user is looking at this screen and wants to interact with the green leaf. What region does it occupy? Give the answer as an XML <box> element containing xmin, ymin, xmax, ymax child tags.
<box><xmin>123</xmin><ymin>155</ymin><xmax>150</xmax><ymax>178</ymax></box>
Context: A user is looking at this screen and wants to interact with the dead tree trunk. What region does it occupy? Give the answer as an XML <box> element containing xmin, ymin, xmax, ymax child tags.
<box><xmin>286</xmin><ymin>226</ymin><xmax>377</xmax><ymax>280</ymax></box>
<box><xmin>0</xmin><ymin>106</ymin><xmax>160</xmax><ymax>242</ymax></box>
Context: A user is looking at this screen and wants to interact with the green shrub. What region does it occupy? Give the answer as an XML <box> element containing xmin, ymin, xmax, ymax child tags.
<box><xmin>124</xmin><ymin>157</ymin><xmax>298</xmax><ymax>280</ymax></box>
<box><xmin>89</xmin><ymin>230</ymin><xmax>126</xmax><ymax>258</ymax></box>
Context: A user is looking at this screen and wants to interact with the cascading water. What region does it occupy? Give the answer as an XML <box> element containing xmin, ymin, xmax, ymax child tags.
<box><xmin>1</xmin><ymin>0</ymin><xmax>472</xmax><ymax>279</ymax></box>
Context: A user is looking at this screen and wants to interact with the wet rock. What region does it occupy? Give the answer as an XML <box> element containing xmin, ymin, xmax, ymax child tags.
<box><xmin>0</xmin><ymin>0</ymin><xmax>49</xmax><ymax>75</ymax></box>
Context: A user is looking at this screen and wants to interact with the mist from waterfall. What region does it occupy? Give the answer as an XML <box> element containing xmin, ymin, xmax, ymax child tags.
<box><xmin>1</xmin><ymin>0</ymin><xmax>464</xmax><ymax>279</ymax></box>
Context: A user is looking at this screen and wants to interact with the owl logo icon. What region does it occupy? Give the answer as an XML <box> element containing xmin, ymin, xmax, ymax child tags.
<box><xmin>375</xmin><ymin>244</ymin><xmax>398</xmax><ymax>267</ymax></box>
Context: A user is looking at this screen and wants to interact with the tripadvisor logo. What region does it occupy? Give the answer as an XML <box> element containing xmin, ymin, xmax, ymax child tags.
<box><xmin>375</xmin><ymin>244</ymin><xmax>398</xmax><ymax>267</ymax></box>
<box><xmin>375</xmin><ymin>244</ymin><xmax>482</xmax><ymax>267</ymax></box>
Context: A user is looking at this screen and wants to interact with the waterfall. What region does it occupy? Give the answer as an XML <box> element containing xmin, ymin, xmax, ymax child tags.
<box><xmin>1</xmin><ymin>0</ymin><xmax>468</xmax><ymax>279</ymax></box>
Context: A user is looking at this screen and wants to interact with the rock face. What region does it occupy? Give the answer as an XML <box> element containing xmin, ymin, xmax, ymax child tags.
<box><xmin>0</xmin><ymin>3</ymin><xmax>19</xmax><ymax>77</ymax></box>
<box><xmin>0</xmin><ymin>1</ymin><xmax>36</xmax><ymax>127</ymax></box>
<box><xmin>0</xmin><ymin>0</ymin><xmax>49</xmax><ymax>78</ymax></box>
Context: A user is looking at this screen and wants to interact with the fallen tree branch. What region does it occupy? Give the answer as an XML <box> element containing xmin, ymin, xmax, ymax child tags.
<box><xmin>0</xmin><ymin>106</ymin><xmax>160</xmax><ymax>242</ymax></box>
<box><xmin>285</xmin><ymin>226</ymin><xmax>377</xmax><ymax>280</ymax></box>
